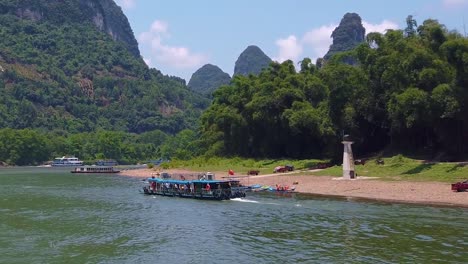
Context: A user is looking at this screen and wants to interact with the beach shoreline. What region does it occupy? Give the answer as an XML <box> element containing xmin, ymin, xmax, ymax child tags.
<box><xmin>119</xmin><ymin>168</ymin><xmax>468</xmax><ymax>208</ymax></box>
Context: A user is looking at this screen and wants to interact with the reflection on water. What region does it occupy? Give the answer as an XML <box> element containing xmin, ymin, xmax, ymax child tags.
<box><xmin>0</xmin><ymin>167</ymin><xmax>467</xmax><ymax>263</ymax></box>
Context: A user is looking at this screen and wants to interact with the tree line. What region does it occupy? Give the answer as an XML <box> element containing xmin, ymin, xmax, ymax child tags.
<box><xmin>0</xmin><ymin>128</ymin><xmax>199</xmax><ymax>165</ymax></box>
<box><xmin>198</xmin><ymin>19</ymin><xmax>468</xmax><ymax>161</ymax></box>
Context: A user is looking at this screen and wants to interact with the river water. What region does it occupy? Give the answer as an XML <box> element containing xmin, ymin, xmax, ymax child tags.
<box><xmin>0</xmin><ymin>167</ymin><xmax>467</xmax><ymax>263</ymax></box>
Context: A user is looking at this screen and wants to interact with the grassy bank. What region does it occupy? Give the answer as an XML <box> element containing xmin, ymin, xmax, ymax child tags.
<box><xmin>162</xmin><ymin>157</ymin><xmax>327</xmax><ymax>175</ymax></box>
<box><xmin>313</xmin><ymin>155</ymin><xmax>468</xmax><ymax>182</ymax></box>
<box><xmin>160</xmin><ymin>155</ymin><xmax>468</xmax><ymax>182</ymax></box>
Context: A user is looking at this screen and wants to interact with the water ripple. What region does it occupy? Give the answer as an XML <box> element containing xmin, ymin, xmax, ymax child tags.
<box><xmin>1</xmin><ymin>170</ymin><xmax>467</xmax><ymax>263</ymax></box>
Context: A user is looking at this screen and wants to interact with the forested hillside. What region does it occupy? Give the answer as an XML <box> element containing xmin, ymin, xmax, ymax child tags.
<box><xmin>323</xmin><ymin>12</ymin><xmax>365</xmax><ymax>65</ymax></box>
<box><xmin>188</xmin><ymin>64</ymin><xmax>231</xmax><ymax>97</ymax></box>
<box><xmin>0</xmin><ymin>0</ymin><xmax>209</xmax><ymax>134</ymax></box>
<box><xmin>234</xmin><ymin>45</ymin><xmax>272</xmax><ymax>76</ymax></box>
<box><xmin>324</xmin><ymin>13</ymin><xmax>365</xmax><ymax>61</ymax></box>
<box><xmin>200</xmin><ymin>19</ymin><xmax>468</xmax><ymax>160</ymax></box>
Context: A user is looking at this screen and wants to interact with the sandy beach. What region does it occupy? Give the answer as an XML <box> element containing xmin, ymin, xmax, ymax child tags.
<box><xmin>119</xmin><ymin>168</ymin><xmax>468</xmax><ymax>208</ymax></box>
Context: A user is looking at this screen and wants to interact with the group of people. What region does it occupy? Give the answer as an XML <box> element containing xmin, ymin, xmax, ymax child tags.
<box><xmin>149</xmin><ymin>175</ymin><xmax>195</xmax><ymax>194</ymax></box>
<box><xmin>275</xmin><ymin>184</ymin><xmax>290</xmax><ymax>191</ymax></box>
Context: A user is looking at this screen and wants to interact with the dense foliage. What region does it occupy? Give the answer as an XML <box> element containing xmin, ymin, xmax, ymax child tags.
<box><xmin>234</xmin><ymin>45</ymin><xmax>272</xmax><ymax>76</ymax></box>
<box><xmin>188</xmin><ymin>64</ymin><xmax>231</xmax><ymax>97</ymax></box>
<box><xmin>0</xmin><ymin>128</ymin><xmax>199</xmax><ymax>165</ymax></box>
<box><xmin>0</xmin><ymin>1</ymin><xmax>209</xmax><ymax>134</ymax></box>
<box><xmin>0</xmin><ymin>0</ymin><xmax>140</xmax><ymax>57</ymax></box>
<box><xmin>200</xmin><ymin>20</ymin><xmax>468</xmax><ymax>161</ymax></box>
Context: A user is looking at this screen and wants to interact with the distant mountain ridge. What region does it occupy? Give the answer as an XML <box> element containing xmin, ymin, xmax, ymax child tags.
<box><xmin>234</xmin><ymin>45</ymin><xmax>272</xmax><ymax>76</ymax></box>
<box><xmin>324</xmin><ymin>12</ymin><xmax>365</xmax><ymax>61</ymax></box>
<box><xmin>189</xmin><ymin>45</ymin><xmax>271</xmax><ymax>96</ymax></box>
<box><xmin>188</xmin><ymin>64</ymin><xmax>231</xmax><ymax>96</ymax></box>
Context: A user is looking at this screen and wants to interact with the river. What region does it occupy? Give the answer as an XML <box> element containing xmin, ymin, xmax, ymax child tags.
<box><xmin>0</xmin><ymin>167</ymin><xmax>467</xmax><ymax>263</ymax></box>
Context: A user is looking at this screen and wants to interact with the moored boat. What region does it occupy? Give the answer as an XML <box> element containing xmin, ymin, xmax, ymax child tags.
<box><xmin>71</xmin><ymin>166</ymin><xmax>120</xmax><ymax>173</ymax></box>
<box><xmin>143</xmin><ymin>176</ymin><xmax>246</xmax><ymax>200</ymax></box>
<box><xmin>451</xmin><ymin>180</ymin><xmax>468</xmax><ymax>192</ymax></box>
<box><xmin>51</xmin><ymin>156</ymin><xmax>84</xmax><ymax>167</ymax></box>
<box><xmin>95</xmin><ymin>159</ymin><xmax>118</xmax><ymax>166</ymax></box>
<box><xmin>246</xmin><ymin>184</ymin><xmax>296</xmax><ymax>193</ymax></box>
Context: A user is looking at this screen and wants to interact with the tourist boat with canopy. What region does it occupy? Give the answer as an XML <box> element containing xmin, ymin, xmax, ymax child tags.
<box><xmin>51</xmin><ymin>156</ymin><xmax>84</xmax><ymax>167</ymax></box>
<box><xmin>95</xmin><ymin>159</ymin><xmax>118</xmax><ymax>166</ymax></box>
<box><xmin>142</xmin><ymin>173</ymin><xmax>246</xmax><ymax>200</ymax></box>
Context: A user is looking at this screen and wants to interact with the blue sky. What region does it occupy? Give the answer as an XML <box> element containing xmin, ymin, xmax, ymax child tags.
<box><xmin>115</xmin><ymin>0</ymin><xmax>468</xmax><ymax>81</ymax></box>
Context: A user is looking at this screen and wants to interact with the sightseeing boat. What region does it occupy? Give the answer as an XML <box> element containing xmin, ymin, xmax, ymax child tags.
<box><xmin>51</xmin><ymin>156</ymin><xmax>84</xmax><ymax>167</ymax></box>
<box><xmin>95</xmin><ymin>159</ymin><xmax>118</xmax><ymax>166</ymax></box>
<box><xmin>143</xmin><ymin>177</ymin><xmax>246</xmax><ymax>200</ymax></box>
<box><xmin>71</xmin><ymin>166</ymin><xmax>120</xmax><ymax>174</ymax></box>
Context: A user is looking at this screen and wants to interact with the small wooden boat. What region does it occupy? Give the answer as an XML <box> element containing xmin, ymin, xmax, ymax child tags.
<box><xmin>246</xmin><ymin>184</ymin><xmax>296</xmax><ymax>193</ymax></box>
<box><xmin>451</xmin><ymin>180</ymin><xmax>468</xmax><ymax>192</ymax></box>
<box><xmin>71</xmin><ymin>166</ymin><xmax>120</xmax><ymax>174</ymax></box>
<box><xmin>267</xmin><ymin>186</ymin><xmax>296</xmax><ymax>192</ymax></box>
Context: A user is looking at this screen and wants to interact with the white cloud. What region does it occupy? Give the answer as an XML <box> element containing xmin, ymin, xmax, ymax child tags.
<box><xmin>150</xmin><ymin>20</ymin><xmax>168</xmax><ymax>34</ymax></box>
<box><xmin>138</xmin><ymin>20</ymin><xmax>208</xmax><ymax>69</ymax></box>
<box><xmin>143</xmin><ymin>57</ymin><xmax>152</xmax><ymax>67</ymax></box>
<box><xmin>116</xmin><ymin>0</ymin><xmax>136</xmax><ymax>9</ymax></box>
<box><xmin>150</xmin><ymin>38</ymin><xmax>207</xmax><ymax>68</ymax></box>
<box><xmin>275</xmin><ymin>19</ymin><xmax>399</xmax><ymax>64</ymax></box>
<box><xmin>442</xmin><ymin>0</ymin><xmax>468</xmax><ymax>8</ymax></box>
<box><xmin>363</xmin><ymin>20</ymin><xmax>399</xmax><ymax>34</ymax></box>
<box><xmin>302</xmin><ymin>24</ymin><xmax>337</xmax><ymax>61</ymax></box>
<box><xmin>272</xmin><ymin>35</ymin><xmax>303</xmax><ymax>63</ymax></box>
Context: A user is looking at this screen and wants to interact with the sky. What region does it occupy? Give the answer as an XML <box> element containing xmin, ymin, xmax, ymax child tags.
<box><xmin>115</xmin><ymin>0</ymin><xmax>468</xmax><ymax>82</ymax></box>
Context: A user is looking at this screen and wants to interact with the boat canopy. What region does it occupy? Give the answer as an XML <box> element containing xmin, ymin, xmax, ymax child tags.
<box><xmin>192</xmin><ymin>179</ymin><xmax>239</xmax><ymax>184</ymax></box>
<box><xmin>148</xmin><ymin>178</ymin><xmax>188</xmax><ymax>185</ymax></box>
<box><xmin>147</xmin><ymin>178</ymin><xmax>239</xmax><ymax>184</ymax></box>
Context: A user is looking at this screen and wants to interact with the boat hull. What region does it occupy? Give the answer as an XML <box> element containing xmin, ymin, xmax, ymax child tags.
<box><xmin>142</xmin><ymin>187</ymin><xmax>246</xmax><ymax>200</ymax></box>
<box><xmin>71</xmin><ymin>171</ymin><xmax>120</xmax><ymax>174</ymax></box>
<box><xmin>71</xmin><ymin>166</ymin><xmax>120</xmax><ymax>174</ymax></box>
<box><xmin>52</xmin><ymin>163</ymin><xmax>84</xmax><ymax>167</ymax></box>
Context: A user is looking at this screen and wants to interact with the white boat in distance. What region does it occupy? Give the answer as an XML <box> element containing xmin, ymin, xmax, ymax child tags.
<box><xmin>51</xmin><ymin>156</ymin><xmax>84</xmax><ymax>167</ymax></box>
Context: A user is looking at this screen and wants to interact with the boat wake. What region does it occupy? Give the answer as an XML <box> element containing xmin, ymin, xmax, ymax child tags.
<box><xmin>230</xmin><ymin>198</ymin><xmax>259</xmax><ymax>203</ymax></box>
<box><xmin>230</xmin><ymin>198</ymin><xmax>281</xmax><ymax>206</ymax></box>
